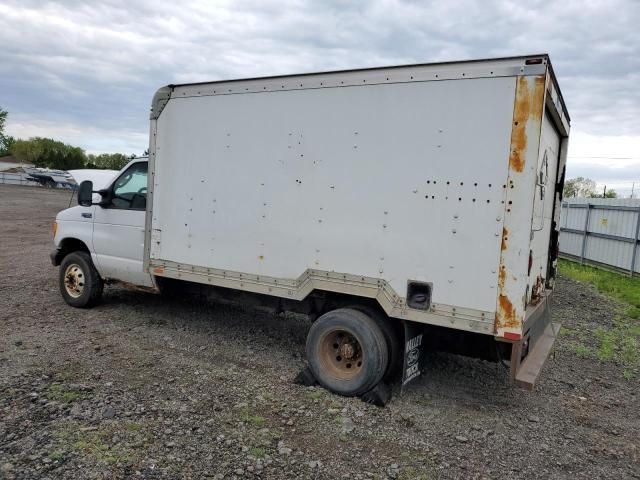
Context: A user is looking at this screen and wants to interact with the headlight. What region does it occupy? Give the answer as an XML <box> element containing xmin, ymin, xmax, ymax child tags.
<box><xmin>52</xmin><ymin>221</ymin><xmax>58</xmax><ymax>238</ymax></box>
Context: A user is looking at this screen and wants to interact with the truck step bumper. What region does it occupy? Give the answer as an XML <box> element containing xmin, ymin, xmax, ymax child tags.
<box><xmin>514</xmin><ymin>322</ymin><xmax>560</xmax><ymax>390</ymax></box>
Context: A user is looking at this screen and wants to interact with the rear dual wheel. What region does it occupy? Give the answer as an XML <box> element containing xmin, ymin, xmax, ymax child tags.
<box><xmin>306</xmin><ymin>308</ymin><xmax>390</xmax><ymax>397</ymax></box>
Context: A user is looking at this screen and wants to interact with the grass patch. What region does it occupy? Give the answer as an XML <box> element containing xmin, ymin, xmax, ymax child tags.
<box><xmin>559</xmin><ymin>260</ymin><xmax>640</xmax><ymax>377</ymax></box>
<box><xmin>249</xmin><ymin>447</ymin><xmax>266</xmax><ymax>459</ymax></box>
<box><xmin>125</xmin><ymin>422</ymin><xmax>143</xmax><ymax>432</ymax></box>
<box><xmin>73</xmin><ymin>435</ymin><xmax>109</xmax><ymax>454</ymax></box>
<box><xmin>559</xmin><ymin>259</ymin><xmax>640</xmax><ymax>318</ymax></box>
<box><xmin>47</xmin><ymin>383</ymin><xmax>84</xmax><ymax>403</ymax></box>
<box><xmin>559</xmin><ymin>326</ymin><xmax>580</xmax><ymax>339</ymax></box>
<box><xmin>305</xmin><ymin>390</ymin><xmax>323</xmax><ymax>401</ymax></box>
<box><xmin>48</xmin><ymin>451</ymin><xmax>65</xmax><ymax>462</ymax></box>
<box><xmin>398</xmin><ymin>467</ymin><xmax>430</xmax><ymax>480</ymax></box>
<box><xmin>573</xmin><ymin>344</ymin><xmax>593</xmax><ymax>358</ymax></box>
<box><xmin>259</xmin><ymin>392</ymin><xmax>274</xmax><ymax>402</ymax></box>
<box><xmin>54</xmin><ymin>421</ymin><xmax>145</xmax><ymax>466</ymax></box>
<box><xmin>240</xmin><ymin>412</ymin><xmax>266</xmax><ymax>427</ymax></box>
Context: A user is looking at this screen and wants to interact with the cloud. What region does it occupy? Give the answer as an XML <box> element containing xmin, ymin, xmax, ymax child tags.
<box><xmin>1</xmin><ymin>0</ymin><xmax>639</xmax><ymax>178</ymax></box>
<box><xmin>566</xmin><ymin>131</ymin><xmax>640</xmax><ymax>196</ymax></box>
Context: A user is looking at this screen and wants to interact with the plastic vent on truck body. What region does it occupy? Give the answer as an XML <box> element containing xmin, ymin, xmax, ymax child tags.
<box><xmin>406</xmin><ymin>281</ymin><xmax>432</xmax><ymax>310</ymax></box>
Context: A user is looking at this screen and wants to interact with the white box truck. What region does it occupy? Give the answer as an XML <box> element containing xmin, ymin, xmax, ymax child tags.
<box><xmin>52</xmin><ymin>54</ymin><xmax>569</xmax><ymax>398</ymax></box>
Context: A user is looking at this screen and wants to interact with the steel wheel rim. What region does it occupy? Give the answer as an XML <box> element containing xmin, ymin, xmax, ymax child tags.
<box><xmin>318</xmin><ymin>329</ymin><xmax>364</xmax><ymax>380</ymax></box>
<box><xmin>64</xmin><ymin>263</ymin><xmax>85</xmax><ymax>298</ymax></box>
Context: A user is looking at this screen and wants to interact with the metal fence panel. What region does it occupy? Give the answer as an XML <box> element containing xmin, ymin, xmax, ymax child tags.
<box><xmin>585</xmin><ymin>235</ymin><xmax>633</xmax><ymax>270</ymax></box>
<box><xmin>0</xmin><ymin>172</ymin><xmax>38</xmax><ymax>186</ymax></box>
<box><xmin>559</xmin><ymin>231</ymin><xmax>583</xmax><ymax>257</ymax></box>
<box><xmin>589</xmin><ymin>208</ymin><xmax>637</xmax><ymax>238</ymax></box>
<box><xmin>560</xmin><ymin>199</ymin><xmax>640</xmax><ymax>275</ymax></box>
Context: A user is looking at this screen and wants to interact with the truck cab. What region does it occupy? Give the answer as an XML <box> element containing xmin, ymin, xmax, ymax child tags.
<box><xmin>51</xmin><ymin>159</ymin><xmax>152</xmax><ymax>307</ymax></box>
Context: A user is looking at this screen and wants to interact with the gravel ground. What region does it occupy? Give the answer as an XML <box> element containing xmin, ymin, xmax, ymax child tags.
<box><xmin>0</xmin><ymin>184</ymin><xmax>638</xmax><ymax>480</ymax></box>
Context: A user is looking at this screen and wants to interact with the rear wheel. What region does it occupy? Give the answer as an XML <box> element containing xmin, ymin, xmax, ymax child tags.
<box><xmin>306</xmin><ymin>308</ymin><xmax>389</xmax><ymax>396</ymax></box>
<box><xmin>59</xmin><ymin>251</ymin><xmax>103</xmax><ymax>308</ymax></box>
<box><xmin>348</xmin><ymin>305</ymin><xmax>401</xmax><ymax>381</ymax></box>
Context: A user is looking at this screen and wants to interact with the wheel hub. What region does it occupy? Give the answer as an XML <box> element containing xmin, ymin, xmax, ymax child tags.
<box><xmin>319</xmin><ymin>329</ymin><xmax>364</xmax><ymax>380</ymax></box>
<box><xmin>339</xmin><ymin>342</ymin><xmax>355</xmax><ymax>360</ymax></box>
<box><xmin>64</xmin><ymin>264</ymin><xmax>85</xmax><ymax>298</ymax></box>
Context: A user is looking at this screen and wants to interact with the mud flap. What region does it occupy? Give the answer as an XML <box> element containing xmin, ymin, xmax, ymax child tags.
<box><xmin>401</xmin><ymin>320</ymin><xmax>427</xmax><ymax>393</ymax></box>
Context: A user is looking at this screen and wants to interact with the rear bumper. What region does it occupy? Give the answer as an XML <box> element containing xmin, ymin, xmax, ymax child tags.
<box><xmin>508</xmin><ymin>294</ymin><xmax>560</xmax><ymax>390</ymax></box>
<box><xmin>514</xmin><ymin>321</ymin><xmax>560</xmax><ymax>390</ymax></box>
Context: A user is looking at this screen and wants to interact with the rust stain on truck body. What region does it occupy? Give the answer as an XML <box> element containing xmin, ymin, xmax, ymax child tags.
<box><xmin>501</xmin><ymin>227</ymin><xmax>509</xmax><ymax>252</ymax></box>
<box><xmin>495</xmin><ymin>74</ymin><xmax>547</xmax><ymax>337</ymax></box>
<box><xmin>509</xmin><ymin>76</ymin><xmax>545</xmax><ymax>173</ymax></box>
<box><xmin>498</xmin><ymin>294</ymin><xmax>518</xmax><ymax>328</ymax></box>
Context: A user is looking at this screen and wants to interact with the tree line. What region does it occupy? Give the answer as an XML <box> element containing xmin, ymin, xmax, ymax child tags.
<box><xmin>0</xmin><ymin>107</ymin><xmax>142</xmax><ymax>171</ymax></box>
<box><xmin>563</xmin><ymin>176</ymin><xmax>617</xmax><ymax>198</ymax></box>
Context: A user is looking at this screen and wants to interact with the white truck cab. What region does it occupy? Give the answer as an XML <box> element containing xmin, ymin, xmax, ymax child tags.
<box><xmin>51</xmin><ymin>159</ymin><xmax>152</xmax><ymax>306</ymax></box>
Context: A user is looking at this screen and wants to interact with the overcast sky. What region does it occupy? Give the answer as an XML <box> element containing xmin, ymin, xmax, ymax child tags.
<box><xmin>1</xmin><ymin>0</ymin><xmax>639</xmax><ymax>194</ymax></box>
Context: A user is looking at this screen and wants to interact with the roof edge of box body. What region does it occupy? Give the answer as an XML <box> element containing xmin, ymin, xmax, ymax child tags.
<box><xmin>151</xmin><ymin>54</ymin><xmax>569</xmax><ymax>124</ymax></box>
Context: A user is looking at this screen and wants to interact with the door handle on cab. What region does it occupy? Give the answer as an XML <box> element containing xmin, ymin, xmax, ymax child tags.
<box><xmin>82</xmin><ymin>213</ymin><xmax>93</xmax><ymax>219</ymax></box>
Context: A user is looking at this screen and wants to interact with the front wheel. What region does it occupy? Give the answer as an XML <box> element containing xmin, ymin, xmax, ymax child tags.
<box><xmin>306</xmin><ymin>308</ymin><xmax>389</xmax><ymax>397</ymax></box>
<box><xmin>59</xmin><ymin>251</ymin><xmax>104</xmax><ymax>308</ymax></box>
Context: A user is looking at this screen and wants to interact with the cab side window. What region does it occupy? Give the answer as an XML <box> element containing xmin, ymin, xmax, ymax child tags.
<box><xmin>111</xmin><ymin>162</ymin><xmax>148</xmax><ymax>210</ymax></box>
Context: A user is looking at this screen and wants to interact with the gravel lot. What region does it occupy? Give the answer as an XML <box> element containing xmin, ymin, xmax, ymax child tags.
<box><xmin>1</xmin><ymin>184</ymin><xmax>638</xmax><ymax>479</ymax></box>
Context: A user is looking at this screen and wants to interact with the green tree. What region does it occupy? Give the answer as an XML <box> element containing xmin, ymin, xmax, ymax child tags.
<box><xmin>563</xmin><ymin>177</ymin><xmax>597</xmax><ymax>198</ymax></box>
<box><xmin>11</xmin><ymin>137</ymin><xmax>87</xmax><ymax>170</ymax></box>
<box><xmin>0</xmin><ymin>135</ymin><xmax>15</xmax><ymax>156</ymax></box>
<box><xmin>85</xmin><ymin>153</ymin><xmax>130</xmax><ymax>170</ymax></box>
<box><xmin>0</xmin><ymin>107</ymin><xmax>7</xmax><ymax>146</ymax></box>
<box><xmin>591</xmin><ymin>188</ymin><xmax>617</xmax><ymax>198</ymax></box>
<box><xmin>0</xmin><ymin>106</ymin><xmax>15</xmax><ymax>156</ymax></box>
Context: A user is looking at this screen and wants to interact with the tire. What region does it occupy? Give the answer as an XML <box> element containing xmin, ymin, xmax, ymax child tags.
<box><xmin>59</xmin><ymin>251</ymin><xmax>103</xmax><ymax>308</ymax></box>
<box><xmin>348</xmin><ymin>305</ymin><xmax>401</xmax><ymax>381</ymax></box>
<box><xmin>306</xmin><ymin>308</ymin><xmax>389</xmax><ymax>396</ymax></box>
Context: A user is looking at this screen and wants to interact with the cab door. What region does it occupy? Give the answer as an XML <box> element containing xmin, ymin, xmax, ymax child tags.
<box><xmin>92</xmin><ymin>161</ymin><xmax>153</xmax><ymax>287</ymax></box>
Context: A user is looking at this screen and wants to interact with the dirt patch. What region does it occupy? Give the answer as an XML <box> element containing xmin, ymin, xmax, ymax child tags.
<box><xmin>0</xmin><ymin>184</ymin><xmax>638</xmax><ymax>479</ymax></box>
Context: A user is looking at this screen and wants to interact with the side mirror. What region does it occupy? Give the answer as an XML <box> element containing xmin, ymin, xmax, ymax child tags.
<box><xmin>78</xmin><ymin>180</ymin><xmax>94</xmax><ymax>206</ymax></box>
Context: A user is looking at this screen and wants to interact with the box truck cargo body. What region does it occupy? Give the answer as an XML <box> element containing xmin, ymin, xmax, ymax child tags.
<box><xmin>53</xmin><ymin>55</ymin><xmax>569</xmax><ymax>397</ymax></box>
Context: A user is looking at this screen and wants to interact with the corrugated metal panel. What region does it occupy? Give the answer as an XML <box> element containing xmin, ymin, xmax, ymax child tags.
<box><xmin>559</xmin><ymin>231</ymin><xmax>583</xmax><ymax>257</ymax></box>
<box><xmin>584</xmin><ymin>236</ymin><xmax>632</xmax><ymax>270</ymax></box>
<box><xmin>565</xmin><ymin>197</ymin><xmax>640</xmax><ymax>207</ymax></box>
<box><xmin>559</xmin><ymin>200</ymin><xmax>640</xmax><ymax>274</ymax></box>
<box><xmin>562</xmin><ymin>204</ymin><xmax>588</xmax><ymax>230</ymax></box>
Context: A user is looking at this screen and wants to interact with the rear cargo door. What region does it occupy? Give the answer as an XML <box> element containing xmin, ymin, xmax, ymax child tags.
<box><xmin>528</xmin><ymin>112</ymin><xmax>561</xmax><ymax>302</ymax></box>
